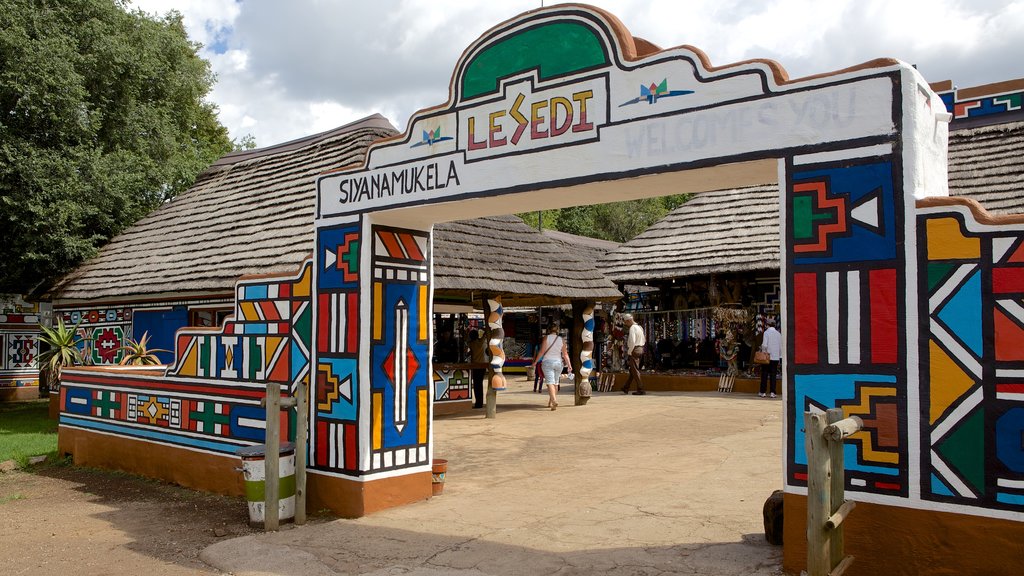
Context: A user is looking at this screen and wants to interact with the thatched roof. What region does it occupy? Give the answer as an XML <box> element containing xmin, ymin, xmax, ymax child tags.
<box><xmin>948</xmin><ymin>121</ymin><xmax>1024</xmax><ymax>215</ymax></box>
<box><xmin>599</xmin><ymin>119</ymin><xmax>1024</xmax><ymax>284</ymax></box>
<box><xmin>597</xmin><ymin>185</ymin><xmax>779</xmax><ymax>283</ymax></box>
<box><xmin>48</xmin><ymin>115</ymin><xmax>396</xmax><ymax>301</ymax></box>
<box><xmin>48</xmin><ymin>115</ymin><xmax>620</xmax><ymax>306</ymax></box>
<box><xmin>541</xmin><ymin>229</ymin><xmax>620</xmax><ymax>262</ymax></box>
<box><xmin>433</xmin><ymin>216</ymin><xmax>620</xmax><ymax>307</ymax></box>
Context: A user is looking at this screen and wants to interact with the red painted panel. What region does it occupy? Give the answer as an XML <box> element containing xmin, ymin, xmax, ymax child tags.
<box><xmin>870</xmin><ymin>268</ymin><xmax>898</xmax><ymax>364</ymax></box>
<box><xmin>993</xmin><ymin>267</ymin><xmax>1024</xmax><ymax>294</ymax></box>
<box><xmin>794</xmin><ymin>273</ymin><xmax>819</xmax><ymax>364</ymax></box>
<box><xmin>344</xmin><ymin>422</ymin><xmax>357</xmax><ymax>470</ymax></box>
<box><xmin>315</xmin><ymin>420</ymin><xmax>329</xmax><ymax>467</ymax></box>
<box><xmin>316</xmin><ymin>293</ymin><xmax>330</xmax><ymax>353</ymax></box>
<box><xmin>994</xmin><ymin>309</ymin><xmax>1024</xmax><ymax>361</ymax></box>
<box><xmin>346</xmin><ymin>292</ymin><xmax>359</xmax><ymax>352</ymax></box>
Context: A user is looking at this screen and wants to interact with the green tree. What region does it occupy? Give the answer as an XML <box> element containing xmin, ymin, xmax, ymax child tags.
<box><xmin>0</xmin><ymin>0</ymin><xmax>233</xmax><ymax>294</ymax></box>
<box><xmin>522</xmin><ymin>194</ymin><xmax>691</xmax><ymax>243</ymax></box>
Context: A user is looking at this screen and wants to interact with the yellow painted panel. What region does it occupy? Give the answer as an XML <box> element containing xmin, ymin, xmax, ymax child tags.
<box><xmin>179</xmin><ymin>338</ymin><xmax>199</xmax><ymax>376</ymax></box>
<box><xmin>373</xmin><ymin>392</ymin><xmax>382</xmax><ymax>450</ymax></box>
<box><xmin>418</xmin><ymin>285</ymin><xmax>428</xmax><ymax>341</ymax></box>
<box><xmin>929</xmin><ymin>340</ymin><xmax>976</xmax><ymax>424</ymax></box>
<box><xmin>373</xmin><ymin>282</ymin><xmax>383</xmax><ymax>340</ymax></box>
<box><xmin>239</xmin><ymin>301</ymin><xmax>259</xmax><ymax>321</ymax></box>
<box><xmin>418</xmin><ymin>389</ymin><xmax>428</xmax><ymax>444</ymax></box>
<box><xmin>293</xmin><ymin>263</ymin><xmax>311</xmax><ymax>297</ymax></box>
<box><xmin>927</xmin><ymin>217</ymin><xmax>980</xmax><ymax>260</ymax></box>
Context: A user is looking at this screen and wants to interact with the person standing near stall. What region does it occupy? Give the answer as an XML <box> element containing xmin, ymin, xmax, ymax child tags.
<box><xmin>621</xmin><ymin>314</ymin><xmax>647</xmax><ymax>395</ymax></box>
<box><xmin>759</xmin><ymin>318</ymin><xmax>782</xmax><ymax>398</ymax></box>
<box><xmin>532</xmin><ymin>323</ymin><xmax>571</xmax><ymax>410</ymax></box>
<box><xmin>467</xmin><ymin>329</ymin><xmax>488</xmax><ymax>409</ymax></box>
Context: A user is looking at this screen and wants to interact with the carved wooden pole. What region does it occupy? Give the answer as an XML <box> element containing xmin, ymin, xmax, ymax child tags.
<box><xmin>572</xmin><ymin>299</ymin><xmax>594</xmax><ymax>406</ymax></box>
<box><xmin>484</xmin><ymin>296</ymin><xmax>505</xmax><ymax>419</ymax></box>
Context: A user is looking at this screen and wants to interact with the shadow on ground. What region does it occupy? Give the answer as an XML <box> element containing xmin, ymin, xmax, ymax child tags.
<box><xmin>202</xmin><ymin>519</ymin><xmax>783</xmax><ymax>576</ymax></box>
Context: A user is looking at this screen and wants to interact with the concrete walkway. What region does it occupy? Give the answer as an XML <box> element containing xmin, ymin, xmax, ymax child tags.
<box><xmin>202</xmin><ymin>379</ymin><xmax>785</xmax><ymax>575</ymax></box>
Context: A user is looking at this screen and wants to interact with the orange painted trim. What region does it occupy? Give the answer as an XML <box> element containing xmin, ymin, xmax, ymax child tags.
<box><xmin>236</xmin><ymin>256</ymin><xmax>314</xmax><ymax>283</ymax></box>
<box><xmin>917</xmin><ymin>196</ymin><xmax>1024</xmax><ymax>226</ymax></box>
<box><xmin>783</xmin><ymin>493</ymin><xmax>1024</xmax><ymax>576</ymax></box>
<box><xmin>58</xmin><ymin>426</ymin><xmax>245</xmax><ymax>496</ymax></box>
<box><xmin>317</xmin><ymin>3</ymin><xmax>901</xmax><ymax>180</ymax></box>
<box><xmin>957</xmin><ymin>77</ymin><xmax>1024</xmax><ymax>100</ymax></box>
<box><xmin>306</xmin><ymin>470</ymin><xmax>431</xmax><ymax>518</ymax></box>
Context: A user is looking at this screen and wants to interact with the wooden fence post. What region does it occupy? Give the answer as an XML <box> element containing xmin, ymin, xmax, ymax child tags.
<box><xmin>264</xmin><ymin>381</ymin><xmax>281</xmax><ymax>531</ymax></box>
<box><xmin>294</xmin><ymin>376</ymin><xmax>308</xmax><ymax>525</ymax></box>
<box><xmin>805</xmin><ymin>412</ymin><xmax>830</xmax><ymax>576</ymax></box>
<box><xmin>806</xmin><ymin>409</ymin><xmax>863</xmax><ymax>576</ymax></box>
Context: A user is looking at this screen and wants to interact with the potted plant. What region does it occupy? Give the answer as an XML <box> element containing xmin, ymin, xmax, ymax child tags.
<box><xmin>37</xmin><ymin>318</ymin><xmax>89</xmax><ymax>417</ymax></box>
<box><xmin>117</xmin><ymin>331</ymin><xmax>170</xmax><ymax>365</ymax></box>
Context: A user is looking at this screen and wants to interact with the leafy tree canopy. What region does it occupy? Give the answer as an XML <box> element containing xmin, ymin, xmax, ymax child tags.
<box><xmin>0</xmin><ymin>0</ymin><xmax>233</xmax><ymax>294</ymax></box>
<box><xmin>518</xmin><ymin>194</ymin><xmax>690</xmax><ymax>245</ymax></box>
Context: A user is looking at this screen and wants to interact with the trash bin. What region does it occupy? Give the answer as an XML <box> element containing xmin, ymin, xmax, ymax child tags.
<box><xmin>237</xmin><ymin>442</ymin><xmax>296</xmax><ymax>528</ymax></box>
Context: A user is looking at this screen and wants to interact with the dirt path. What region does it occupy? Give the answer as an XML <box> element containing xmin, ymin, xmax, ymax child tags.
<box><xmin>1</xmin><ymin>386</ymin><xmax>784</xmax><ymax>575</ymax></box>
<box><xmin>0</xmin><ymin>462</ymin><xmax>268</xmax><ymax>575</ymax></box>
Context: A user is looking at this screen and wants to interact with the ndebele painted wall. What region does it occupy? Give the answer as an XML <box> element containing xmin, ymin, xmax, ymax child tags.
<box><xmin>58</xmin><ymin>5</ymin><xmax>1021</xmax><ymax>572</ymax></box>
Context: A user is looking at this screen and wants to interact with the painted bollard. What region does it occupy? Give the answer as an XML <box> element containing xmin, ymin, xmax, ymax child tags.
<box><xmin>432</xmin><ymin>458</ymin><xmax>448</xmax><ymax>495</ymax></box>
<box><xmin>237</xmin><ymin>443</ymin><xmax>296</xmax><ymax>528</ymax></box>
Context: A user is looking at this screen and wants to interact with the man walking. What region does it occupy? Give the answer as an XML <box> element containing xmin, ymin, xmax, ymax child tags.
<box><xmin>621</xmin><ymin>314</ymin><xmax>646</xmax><ymax>395</ymax></box>
<box><xmin>759</xmin><ymin>318</ymin><xmax>782</xmax><ymax>398</ymax></box>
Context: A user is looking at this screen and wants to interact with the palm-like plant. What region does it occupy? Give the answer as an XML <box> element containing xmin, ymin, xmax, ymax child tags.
<box><xmin>118</xmin><ymin>331</ymin><xmax>170</xmax><ymax>366</ymax></box>
<box><xmin>37</xmin><ymin>318</ymin><xmax>88</xmax><ymax>392</ymax></box>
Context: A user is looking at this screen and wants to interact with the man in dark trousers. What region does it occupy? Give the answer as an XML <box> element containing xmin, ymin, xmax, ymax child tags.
<box><xmin>759</xmin><ymin>318</ymin><xmax>782</xmax><ymax>398</ymax></box>
<box><xmin>620</xmin><ymin>314</ymin><xmax>647</xmax><ymax>395</ymax></box>
<box><xmin>468</xmin><ymin>329</ymin><xmax>488</xmax><ymax>409</ymax></box>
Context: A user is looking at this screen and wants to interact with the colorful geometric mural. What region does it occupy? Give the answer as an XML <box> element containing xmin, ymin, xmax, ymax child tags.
<box><xmin>58</xmin><ymin>307</ymin><xmax>133</xmax><ymax>366</ymax></box>
<box><xmin>60</xmin><ymin>371</ymin><xmax>284</xmax><ymax>454</ymax></box>
<box><xmin>786</xmin><ymin>152</ymin><xmax>907</xmax><ymax>495</ymax></box>
<box><xmin>433</xmin><ymin>367</ymin><xmax>472</xmax><ymax>402</ymax></box>
<box><xmin>918</xmin><ymin>205</ymin><xmax>1024</xmax><ymax>512</ymax></box>
<box><xmin>369</xmin><ymin>225</ymin><xmax>431</xmax><ymax>473</ymax></box>
<box><xmin>312</xmin><ymin>224</ymin><xmax>361</xmax><ymax>474</ymax></box>
<box><xmin>937</xmin><ymin>79</ymin><xmax>1024</xmax><ymax>121</ymax></box>
<box><xmin>62</xmin><ymin>261</ymin><xmax>313</xmax><ymax>455</ymax></box>
<box><xmin>173</xmin><ymin>261</ymin><xmax>312</xmax><ymax>394</ymax></box>
<box><xmin>1</xmin><ymin>332</ymin><xmax>39</xmax><ymax>388</ymax></box>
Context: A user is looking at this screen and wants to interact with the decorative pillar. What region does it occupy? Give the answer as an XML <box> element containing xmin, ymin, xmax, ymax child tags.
<box><xmin>571</xmin><ymin>299</ymin><xmax>595</xmax><ymax>405</ymax></box>
<box><xmin>307</xmin><ymin>216</ymin><xmax>433</xmax><ymax>516</ymax></box>
<box><xmin>483</xmin><ymin>296</ymin><xmax>505</xmax><ymax>419</ymax></box>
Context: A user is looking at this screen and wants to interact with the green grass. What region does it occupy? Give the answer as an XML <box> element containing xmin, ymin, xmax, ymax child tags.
<box><xmin>0</xmin><ymin>400</ymin><xmax>58</xmax><ymax>466</ymax></box>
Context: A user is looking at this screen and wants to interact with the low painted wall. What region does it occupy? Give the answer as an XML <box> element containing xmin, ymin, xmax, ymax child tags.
<box><xmin>58</xmin><ymin>265</ymin><xmax>305</xmax><ymax>499</ymax></box>
<box><xmin>55</xmin><ymin>259</ymin><xmax>433</xmax><ymax>517</ymax></box>
<box><xmin>1</xmin><ymin>310</ymin><xmax>41</xmax><ymax>399</ymax></box>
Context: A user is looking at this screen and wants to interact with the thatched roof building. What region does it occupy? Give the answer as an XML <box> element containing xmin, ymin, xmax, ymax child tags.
<box><xmin>541</xmin><ymin>229</ymin><xmax>620</xmax><ymax>263</ymax></box>
<box><xmin>47</xmin><ymin>114</ymin><xmax>619</xmax><ymax>306</ymax></box>
<box><xmin>597</xmin><ymin>185</ymin><xmax>778</xmax><ymax>284</ymax></box>
<box><xmin>434</xmin><ymin>217</ymin><xmax>620</xmax><ymax>307</ymax></box>
<box><xmin>947</xmin><ymin>121</ymin><xmax>1024</xmax><ymax>215</ymax></box>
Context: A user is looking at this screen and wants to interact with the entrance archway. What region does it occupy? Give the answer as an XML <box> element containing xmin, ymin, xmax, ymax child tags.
<box><xmin>304</xmin><ymin>5</ymin><xmax>1023</xmax><ymax>575</ymax></box>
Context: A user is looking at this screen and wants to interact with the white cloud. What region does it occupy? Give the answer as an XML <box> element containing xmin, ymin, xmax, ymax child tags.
<box><xmin>132</xmin><ymin>0</ymin><xmax>1024</xmax><ymax>147</ymax></box>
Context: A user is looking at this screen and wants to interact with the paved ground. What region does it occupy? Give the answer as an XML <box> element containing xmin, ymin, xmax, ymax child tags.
<box><xmin>203</xmin><ymin>379</ymin><xmax>785</xmax><ymax>575</ymax></box>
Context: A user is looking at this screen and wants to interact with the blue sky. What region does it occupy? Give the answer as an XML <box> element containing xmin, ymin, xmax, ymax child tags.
<box><xmin>131</xmin><ymin>0</ymin><xmax>1024</xmax><ymax>148</ymax></box>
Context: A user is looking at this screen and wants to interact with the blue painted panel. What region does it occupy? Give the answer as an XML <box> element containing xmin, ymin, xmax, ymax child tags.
<box><xmin>133</xmin><ymin>308</ymin><xmax>189</xmax><ymax>364</ymax></box>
